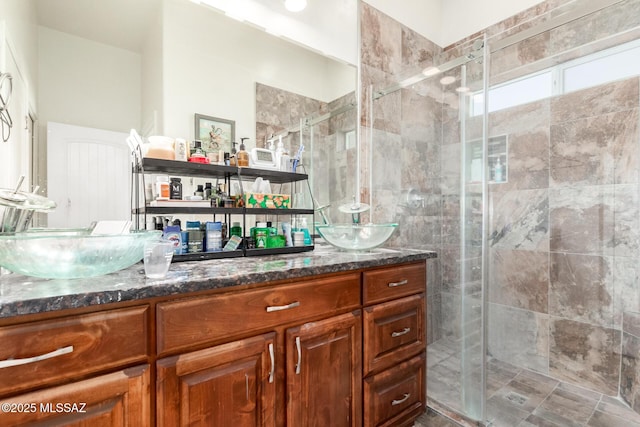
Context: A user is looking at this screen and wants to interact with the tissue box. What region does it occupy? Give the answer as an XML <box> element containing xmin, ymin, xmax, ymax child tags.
<box><xmin>244</xmin><ymin>193</ymin><xmax>291</xmax><ymax>209</ymax></box>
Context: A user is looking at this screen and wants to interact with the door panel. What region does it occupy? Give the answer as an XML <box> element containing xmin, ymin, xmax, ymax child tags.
<box><xmin>286</xmin><ymin>311</ymin><xmax>362</xmax><ymax>427</ymax></box>
<box><xmin>47</xmin><ymin>122</ymin><xmax>130</xmax><ymax>228</ymax></box>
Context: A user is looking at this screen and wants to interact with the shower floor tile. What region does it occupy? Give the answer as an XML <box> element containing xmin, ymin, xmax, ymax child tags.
<box><xmin>426</xmin><ymin>338</ymin><xmax>640</xmax><ymax>427</ymax></box>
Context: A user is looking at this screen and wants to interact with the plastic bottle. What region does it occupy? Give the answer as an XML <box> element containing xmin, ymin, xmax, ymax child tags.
<box><xmin>169</xmin><ymin>177</ymin><xmax>182</xmax><ymax>200</ymax></box>
<box><xmin>254</xmin><ymin>222</ymin><xmax>268</xmax><ymax>248</ymax></box>
<box><xmin>237</xmin><ymin>138</ymin><xmax>250</xmax><ymax>167</ymax></box>
<box><xmin>494</xmin><ymin>157</ymin><xmax>503</xmax><ymax>183</ymax></box>
<box><xmin>230</xmin><ymin>222</ymin><xmax>242</xmax><ymax>237</ymax></box>
<box><xmin>205</xmin><ymin>221</ymin><xmax>222</xmax><ymax>252</ymax></box>
<box><xmin>299</xmin><ymin>217</ymin><xmax>312</xmax><ymax>245</ymax></box>
<box><xmin>230</xmin><ymin>142</ymin><xmax>238</xmax><ymax>167</ymax></box>
<box><xmin>156</xmin><ymin>176</ymin><xmax>170</xmax><ymax>200</ymax></box>
<box><xmin>204</xmin><ymin>182</ymin><xmax>213</xmax><ymax>200</ymax></box>
<box><xmin>195</xmin><ymin>185</ymin><xmax>204</xmax><ymax>199</ymax></box>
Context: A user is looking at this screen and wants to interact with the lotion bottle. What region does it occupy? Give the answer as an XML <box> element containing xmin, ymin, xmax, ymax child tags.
<box><xmin>237</xmin><ymin>138</ymin><xmax>249</xmax><ymax>167</ymax></box>
<box><xmin>494</xmin><ymin>157</ymin><xmax>503</xmax><ymax>183</ymax></box>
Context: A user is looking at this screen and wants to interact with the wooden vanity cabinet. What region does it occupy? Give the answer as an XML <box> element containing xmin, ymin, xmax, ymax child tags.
<box><xmin>285</xmin><ymin>311</ymin><xmax>362</xmax><ymax>427</ymax></box>
<box><xmin>0</xmin><ymin>306</ymin><xmax>151</xmax><ymax>426</ymax></box>
<box><xmin>156</xmin><ymin>272</ymin><xmax>363</xmax><ymax>427</ymax></box>
<box><xmin>0</xmin><ymin>259</ymin><xmax>428</xmax><ymax>427</ymax></box>
<box><xmin>362</xmin><ymin>263</ymin><xmax>427</xmax><ymax>427</ymax></box>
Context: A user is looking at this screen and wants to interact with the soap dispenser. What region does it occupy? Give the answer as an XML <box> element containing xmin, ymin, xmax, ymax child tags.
<box><xmin>230</xmin><ymin>141</ymin><xmax>238</xmax><ymax>167</ymax></box>
<box><xmin>237</xmin><ymin>138</ymin><xmax>249</xmax><ymax>167</ymax></box>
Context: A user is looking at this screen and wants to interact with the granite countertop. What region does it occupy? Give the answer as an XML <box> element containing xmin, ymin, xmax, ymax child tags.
<box><xmin>0</xmin><ymin>244</ymin><xmax>436</xmax><ymax>319</ymax></box>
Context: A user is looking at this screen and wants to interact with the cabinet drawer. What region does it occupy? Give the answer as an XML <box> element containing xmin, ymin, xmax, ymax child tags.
<box><xmin>157</xmin><ymin>272</ymin><xmax>360</xmax><ymax>355</ymax></box>
<box><xmin>363</xmin><ymin>294</ymin><xmax>425</xmax><ymax>376</ymax></box>
<box><xmin>363</xmin><ymin>262</ymin><xmax>426</xmax><ymax>305</ymax></box>
<box><xmin>364</xmin><ymin>352</ymin><xmax>426</xmax><ymax>427</ymax></box>
<box><xmin>0</xmin><ymin>306</ymin><xmax>149</xmax><ymax>396</ymax></box>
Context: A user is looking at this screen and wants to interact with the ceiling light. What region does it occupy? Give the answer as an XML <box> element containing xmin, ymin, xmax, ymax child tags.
<box><xmin>285</xmin><ymin>0</ymin><xmax>307</xmax><ymax>12</ymax></box>
<box><xmin>439</xmin><ymin>76</ymin><xmax>456</xmax><ymax>85</ymax></box>
<box><xmin>421</xmin><ymin>66</ymin><xmax>441</xmax><ymax>77</ymax></box>
<box><xmin>456</xmin><ymin>86</ymin><xmax>470</xmax><ymax>93</ymax></box>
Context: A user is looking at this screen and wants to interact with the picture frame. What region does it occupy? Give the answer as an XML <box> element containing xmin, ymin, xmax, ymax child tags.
<box><xmin>194</xmin><ymin>114</ymin><xmax>235</xmax><ymax>154</ymax></box>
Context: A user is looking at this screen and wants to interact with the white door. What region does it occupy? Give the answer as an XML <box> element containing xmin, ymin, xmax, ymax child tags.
<box><xmin>47</xmin><ymin>122</ymin><xmax>130</xmax><ymax>228</ymax></box>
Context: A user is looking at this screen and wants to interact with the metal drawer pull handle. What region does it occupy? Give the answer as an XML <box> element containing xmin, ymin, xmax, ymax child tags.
<box><xmin>266</xmin><ymin>301</ymin><xmax>300</xmax><ymax>312</ymax></box>
<box><xmin>391</xmin><ymin>393</ymin><xmax>411</xmax><ymax>406</ymax></box>
<box><xmin>391</xmin><ymin>327</ymin><xmax>411</xmax><ymax>338</ymax></box>
<box><xmin>0</xmin><ymin>345</ymin><xmax>74</xmax><ymax>369</ymax></box>
<box><xmin>268</xmin><ymin>343</ymin><xmax>275</xmax><ymax>383</ymax></box>
<box><xmin>387</xmin><ymin>279</ymin><xmax>408</xmax><ymax>288</ymax></box>
<box><xmin>295</xmin><ymin>336</ymin><xmax>301</xmax><ymax>375</ymax></box>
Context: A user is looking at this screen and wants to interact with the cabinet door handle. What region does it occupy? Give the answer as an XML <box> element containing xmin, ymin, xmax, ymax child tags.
<box><xmin>268</xmin><ymin>343</ymin><xmax>275</xmax><ymax>383</ymax></box>
<box><xmin>391</xmin><ymin>327</ymin><xmax>411</xmax><ymax>338</ymax></box>
<box><xmin>0</xmin><ymin>345</ymin><xmax>74</xmax><ymax>369</ymax></box>
<box><xmin>295</xmin><ymin>336</ymin><xmax>301</xmax><ymax>375</ymax></box>
<box><xmin>391</xmin><ymin>393</ymin><xmax>411</xmax><ymax>406</ymax></box>
<box><xmin>266</xmin><ymin>301</ymin><xmax>300</xmax><ymax>312</ymax></box>
<box><xmin>387</xmin><ymin>279</ymin><xmax>408</xmax><ymax>288</ymax></box>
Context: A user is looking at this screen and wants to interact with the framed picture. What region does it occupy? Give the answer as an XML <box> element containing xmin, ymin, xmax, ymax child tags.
<box><xmin>194</xmin><ymin>114</ymin><xmax>235</xmax><ymax>153</ymax></box>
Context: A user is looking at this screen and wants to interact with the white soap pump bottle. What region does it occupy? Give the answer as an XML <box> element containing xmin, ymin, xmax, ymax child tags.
<box><xmin>494</xmin><ymin>157</ymin><xmax>503</xmax><ymax>183</ymax></box>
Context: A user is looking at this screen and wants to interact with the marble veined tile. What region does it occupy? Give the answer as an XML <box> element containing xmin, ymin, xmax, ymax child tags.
<box><xmin>360</xmin><ymin>3</ymin><xmax>403</xmax><ymax>76</ymax></box>
<box><xmin>621</xmin><ymin>328</ymin><xmax>640</xmax><ymax>414</ymax></box>
<box><xmin>550</xmin><ymin>184</ymin><xmax>639</xmax><ymax>257</ymax></box>
<box><xmin>488</xmin><ymin>304</ymin><xmax>549</xmax><ymax>374</ymax></box>
<box><xmin>550</xmin><ymin>318</ymin><xmax>621</xmax><ymax>395</ymax></box>
<box><xmin>549</xmin><ymin>253</ymin><xmax>615</xmax><ymax>327</ymax></box>
<box><xmin>550</xmin><ymin>109</ymin><xmax>639</xmax><ymax>187</ymax></box>
<box><xmin>489</xmin><ymin>189</ymin><xmax>549</xmax><ymax>251</ymax></box>
<box><xmin>550</xmin><ymin>78</ymin><xmax>639</xmax><ymax>125</ymax></box>
<box><xmin>489</xmin><ymin>249</ymin><xmax>549</xmax><ymax>313</ymax></box>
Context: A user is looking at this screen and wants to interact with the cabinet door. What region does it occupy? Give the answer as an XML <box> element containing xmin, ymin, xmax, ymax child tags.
<box><xmin>157</xmin><ymin>333</ymin><xmax>276</xmax><ymax>427</ymax></box>
<box><xmin>0</xmin><ymin>364</ymin><xmax>150</xmax><ymax>426</ymax></box>
<box><xmin>286</xmin><ymin>311</ymin><xmax>362</xmax><ymax>427</ymax></box>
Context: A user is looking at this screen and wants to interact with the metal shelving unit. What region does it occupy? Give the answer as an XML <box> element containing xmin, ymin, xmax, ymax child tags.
<box><xmin>133</xmin><ymin>158</ymin><xmax>314</xmax><ymax>262</ymax></box>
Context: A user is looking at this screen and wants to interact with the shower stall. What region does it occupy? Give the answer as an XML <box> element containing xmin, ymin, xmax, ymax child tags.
<box><xmin>361</xmin><ymin>0</ymin><xmax>640</xmax><ymax>425</ymax></box>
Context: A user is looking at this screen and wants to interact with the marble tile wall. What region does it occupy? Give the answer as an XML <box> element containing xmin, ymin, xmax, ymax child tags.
<box><xmin>480</xmin><ymin>0</ymin><xmax>640</xmax><ymax>406</ymax></box>
<box><xmin>360</xmin><ymin>0</ymin><xmax>640</xmax><ymax>414</ymax></box>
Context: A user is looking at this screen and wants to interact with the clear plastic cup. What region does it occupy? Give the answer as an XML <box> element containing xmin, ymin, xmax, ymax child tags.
<box><xmin>143</xmin><ymin>241</ymin><xmax>174</xmax><ymax>279</ymax></box>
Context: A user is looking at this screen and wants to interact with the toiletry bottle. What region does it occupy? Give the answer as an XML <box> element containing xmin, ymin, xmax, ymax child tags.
<box><xmin>195</xmin><ymin>184</ymin><xmax>204</xmax><ymax>199</ymax></box>
<box><xmin>230</xmin><ymin>222</ymin><xmax>242</xmax><ymax>237</ymax></box>
<box><xmin>275</xmin><ymin>136</ymin><xmax>285</xmax><ymax>170</ymax></box>
<box><xmin>174</xmin><ymin>138</ymin><xmax>188</xmax><ymax>161</ymax></box>
<box><xmin>300</xmin><ymin>217</ymin><xmax>312</xmax><ymax>245</ymax></box>
<box><xmin>204</xmin><ymin>182</ymin><xmax>213</xmax><ymax>200</ymax></box>
<box><xmin>494</xmin><ymin>157</ymin><xmax>503</xmax><ymax>183</ymax></box>
<box><xmin>254</xmin><ymin>222</ymin><xmax>268</xmax><ymax>249</ymax></box>
<box><xmin>190</xmin><ymin>140</ymin><xmax>206</xmax><ymax>159</ymax></box>
<box><xmin>237</xmin><ymin>138</ymin><xmax>250</xmax><ymax>167</ymax></box>
<box><xmin>186</xmin><ymin>221</ymin><xmax>203</xmax><ymax>253</ymax></box>
<box><xmin>156</xmin><ymin>176</ymin><xmax>170</xmax><ymax>200</ymax></box>
<box><xmin>205</xmin><ymin>221</ymin><xmax>222</xmax><ymax>252</ymax></box>
<box><xmin>230</xmin><ymin>142</ymin><xmax>238</xmax><ymax>167</ymax></box>
<box><xmin>169</xmin><ymin>177</ymin><xmax>182</xmax><ymax>200</ymax></box>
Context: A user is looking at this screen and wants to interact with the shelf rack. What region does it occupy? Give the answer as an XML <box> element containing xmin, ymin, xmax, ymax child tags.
<box><xmin>133</xmin><ymin>158</ymin><xmax>315</xmax><ymax>262</ymax></box>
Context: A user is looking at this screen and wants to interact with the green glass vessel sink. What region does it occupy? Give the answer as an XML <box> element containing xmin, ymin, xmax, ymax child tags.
<box><xmin>0</xmin><ymin>229</ymin><xmax>162</xmax><ymax>279</ymax></box>
<box><xmin>316</xmin><ymin>223</ymin><xmax>398</xmax><ymax>252</ymax></box>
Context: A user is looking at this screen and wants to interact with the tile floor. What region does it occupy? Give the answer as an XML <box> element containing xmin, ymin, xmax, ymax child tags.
<box><xmin>424</xmin><ymin>337</ymin><xmax>640</xmax><ymax>427</ymax></box>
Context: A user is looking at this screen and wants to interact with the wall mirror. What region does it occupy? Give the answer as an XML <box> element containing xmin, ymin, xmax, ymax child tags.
<box><xmin>3</xmin><ymin>0</ymin><xmax>358</xmax><ymax>227</ymax></box>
